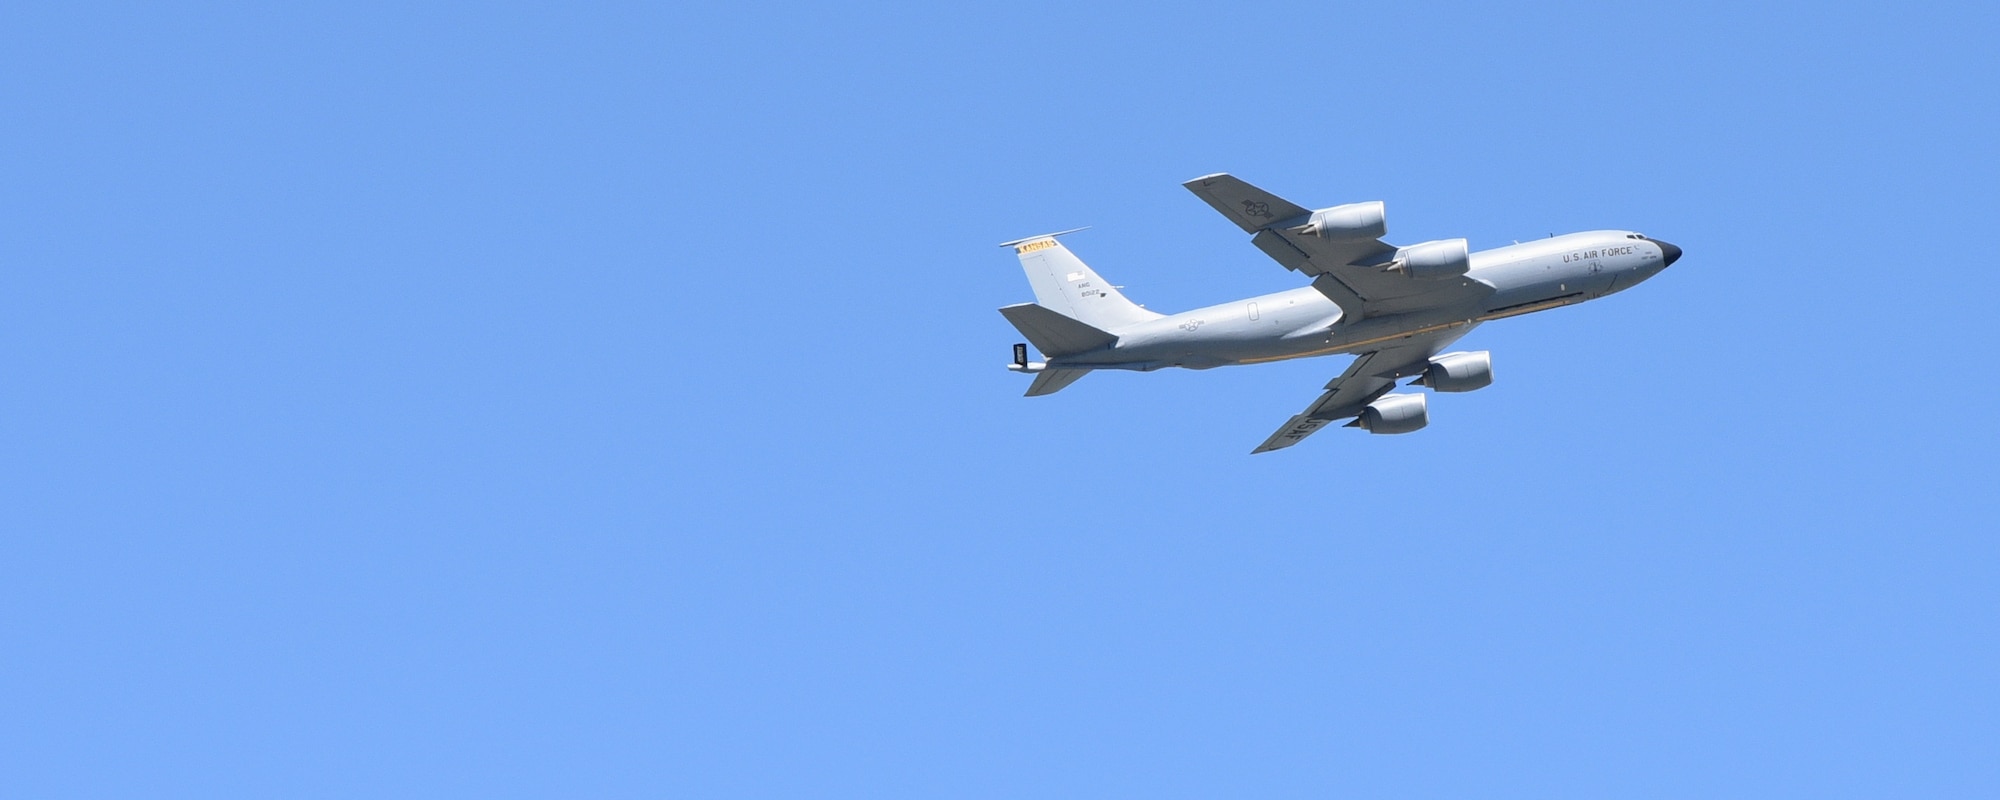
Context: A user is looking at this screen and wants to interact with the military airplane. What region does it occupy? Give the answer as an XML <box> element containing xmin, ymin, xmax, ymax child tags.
<box><xmin>999</xmin><ymin>173</ymin><xmax>1682</xmax><ymax>452</ymax></box>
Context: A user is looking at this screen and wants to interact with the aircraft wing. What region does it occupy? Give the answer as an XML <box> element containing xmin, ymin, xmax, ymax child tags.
<box><xmin>1251</xmin><ymin>326</ymin><xmax>1476</xmax><ymax>453</ymax></box>
<box><xmin>1184</xmin><ymin>173</ymin><xmax>1492</xmax><ymax>322</ymax></box>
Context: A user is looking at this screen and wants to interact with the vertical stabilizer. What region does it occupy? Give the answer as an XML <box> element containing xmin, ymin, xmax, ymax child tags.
<box><xmin>1001</xmin><ymin>231</ymin><xmax>1162</xmax><ymax>331</ymax></box>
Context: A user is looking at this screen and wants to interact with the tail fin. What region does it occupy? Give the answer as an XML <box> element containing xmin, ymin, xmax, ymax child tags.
<box><xmin>1000</xmin><ymin>230</ymin><xmax>1162</xmax><ymax>331</ymax></box>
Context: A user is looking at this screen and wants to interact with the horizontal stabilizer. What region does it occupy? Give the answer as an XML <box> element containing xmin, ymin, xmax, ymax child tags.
<box><xmin>1184</xmin><ymin>173</ymin><xmax>1310</xmax><ymax>233</ymax></box>
<box><xmin>1025</xmin><ymin>367</ymin><xmax>1090</xmax><ymax>396</ymax></box>
<box><xmin>999</xmin><ymin>303</ymin><xmax>1117</xmax><ymax>357</ymax></box>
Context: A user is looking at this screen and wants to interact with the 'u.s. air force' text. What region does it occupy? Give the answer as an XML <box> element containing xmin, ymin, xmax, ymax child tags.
<box><xmin>1564</xmin><ymin>245</ymin><xmax>1635</xmax><ymax>262</ymax></box>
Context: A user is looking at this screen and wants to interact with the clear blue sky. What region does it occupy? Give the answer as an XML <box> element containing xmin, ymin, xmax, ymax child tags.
<box><xmin>4</xmin><ymin>2</ymin><xmax>1997</xmax><ymax>797</ymax></box>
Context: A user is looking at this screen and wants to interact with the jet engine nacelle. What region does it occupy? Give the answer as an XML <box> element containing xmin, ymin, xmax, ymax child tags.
<box><xmin>1392</xmin><ymin>238</ymin><xmax>1471</xmax><ymax>280</ymax></box>
<box><xmin>1294</xmin><ymin>201</ymin><xmax>1387</xmax><ymax>240</ymax></box>
<box><xmin>1349</xmin><ymin>393</ymin><xmax>1428</xmax><ymax>434</ymax></box>
<box><xmin>1418</xmin><ymin>351</ymin><xmax>1493</xmax><ymax>393</ymax></box>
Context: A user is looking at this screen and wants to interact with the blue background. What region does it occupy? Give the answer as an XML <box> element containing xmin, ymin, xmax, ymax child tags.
<box><xmin>4</xmin><ymin>2</ymin><xmax>1996</xmax><ymax>796</ymax></box>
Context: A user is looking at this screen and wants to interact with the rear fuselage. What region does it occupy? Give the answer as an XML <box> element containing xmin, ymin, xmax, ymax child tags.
<box><xmin>1062</xmin><ymin>231</ymin><xmax>1676</xmax><ymax>370</ymax></box>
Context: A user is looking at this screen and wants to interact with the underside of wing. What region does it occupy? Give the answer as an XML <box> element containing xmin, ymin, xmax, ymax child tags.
<box><xmin>1251</xmin><ymin>327</ymin><xmax>1477</xmax><ymax>453</ymax></box>
<box><xmin>1185</xmin><ymin>173</ymin><xmax>1494</xmax><ymax>323</ymax></box>
<box><xmin>1184</xmin><ymin>173</ymin><xmax>1311</xmax><ymax>233</ymax></box>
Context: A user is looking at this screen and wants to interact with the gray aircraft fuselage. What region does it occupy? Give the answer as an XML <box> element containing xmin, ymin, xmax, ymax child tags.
<box><xmin>1055</xmin><ymin>230</ymin><xmax>1678</xmax><ymax>371</ymax></box>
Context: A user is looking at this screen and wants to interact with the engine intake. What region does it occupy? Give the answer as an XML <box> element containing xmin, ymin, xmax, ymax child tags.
<box><xmin>1416</xmin><ymin>351</ymin><xmax>1493</xmax><ymax>393</ymax></box>
<box><xmin>1293</xmin><ymin>201</ymin><xmax>1387</xmax><ymax>240</ymax></box>
<box><xmin>1390</xmin><ymin>238</ymin><xmax>1470</xmax><ymax>280</ymax></box>
<box><xmin>1346</xmin><ymin>393</ymin><xmax>1428</xmax><ymax>434</ymax></box>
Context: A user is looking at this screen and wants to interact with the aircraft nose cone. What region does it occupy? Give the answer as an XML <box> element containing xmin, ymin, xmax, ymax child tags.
<box><xmin>1651</xmin><ymin>238</ymin><xmax>1682</xmax><ymax>267</ymax></box>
